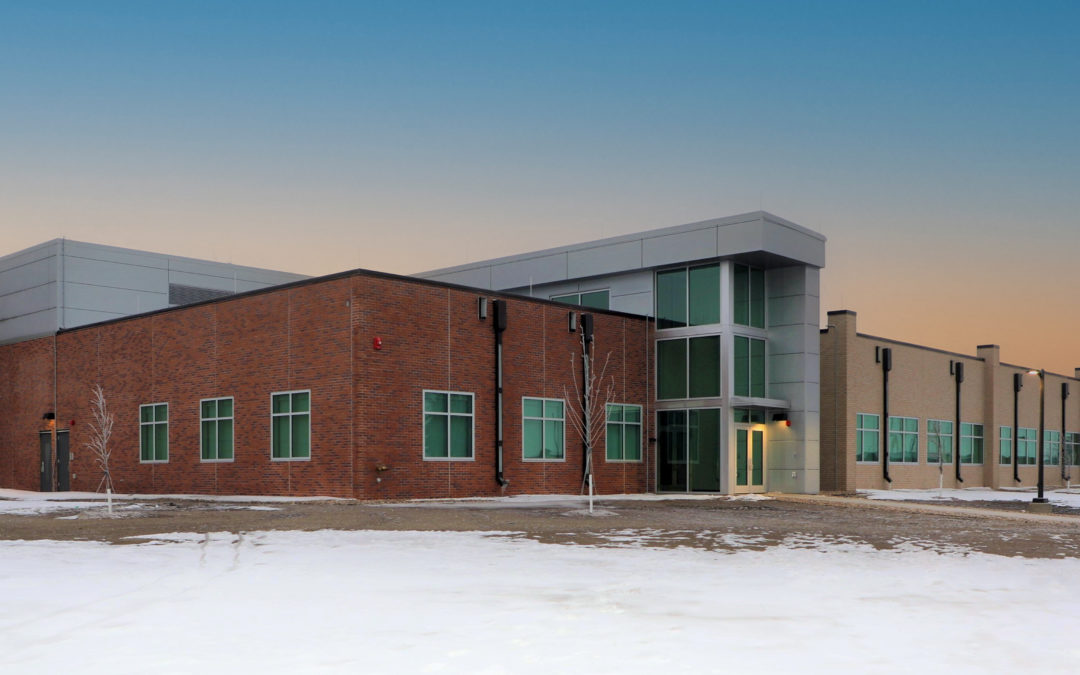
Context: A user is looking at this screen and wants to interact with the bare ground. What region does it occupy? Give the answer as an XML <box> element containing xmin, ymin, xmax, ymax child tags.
<box><xmin>2</xmin><ymin>494</ymin><xmax>1080</xmax><ymax>558</ymax></box>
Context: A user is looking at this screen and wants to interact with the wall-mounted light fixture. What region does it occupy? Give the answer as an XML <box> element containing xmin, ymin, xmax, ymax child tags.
<box><xmin>478</xmin><ymin>297</ymin><xmax>488</xmax><ymax>320</ymax></box>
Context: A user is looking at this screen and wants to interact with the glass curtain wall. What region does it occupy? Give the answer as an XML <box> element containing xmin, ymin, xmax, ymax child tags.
<box><xmin>657</xmin><ymin>409</ymin><xmax>722</xmax><ymax>492</ymax></box>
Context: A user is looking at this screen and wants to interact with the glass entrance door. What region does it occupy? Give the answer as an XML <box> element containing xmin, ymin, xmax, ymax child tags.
<box><xmin>658</xmin><ymin>408</ymin><xmax>721</xmax><ymax>492</ymax></box>
<box><xmin>735</xmin><ymin>427</ymin><xmax>765</xmax><ymax>492</ymax></box>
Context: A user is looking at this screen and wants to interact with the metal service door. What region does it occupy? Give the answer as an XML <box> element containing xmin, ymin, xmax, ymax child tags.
<box><xmin>39</xmin><ymin>432</ymin><xmax>53</xmax><ymax>492</ymax></box>
<box><xmin>56</xmin><ymin>431</ymin><xmax>70</xmax><ymax>491</ymax></box>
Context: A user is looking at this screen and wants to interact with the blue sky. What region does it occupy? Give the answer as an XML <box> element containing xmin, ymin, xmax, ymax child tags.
<box><xmin>2</xmin><ymin>1</ymin><xmax>1078</xmax><ymax>370</ymax></box>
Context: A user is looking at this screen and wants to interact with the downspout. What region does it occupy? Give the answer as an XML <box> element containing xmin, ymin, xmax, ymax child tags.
<box><xmin>1062</xmin><ymin>383</ymin><xmax>1071</xmax><ymax>482</ymax></box>
<box><xmin>881</xmin><ymin>347</ymin><xmax>892</xmax><ymax>484</ymax></box>
<box><xmin>493</xmin><ymin>300</ymin><xmax>508</xmax><ymax>487</ymax></box>
<box><xmin>954</xmin><ymin>362</ymin><xmax>964</xmax><ymax>483</ymax></box>
<box><xmin>580</xmin><ymin>314</ymin><xmax>595</xmax><ymax>486</ymax></box>
<box><xmin>1010</xmin><ymin>369</ymin><xmax>1019</xmax><ymax>483</ymax></box>
<box><xmin>1013</xmin><ymin>373</ymin><xmax>1022</xmax><ymax>483</ymax></box>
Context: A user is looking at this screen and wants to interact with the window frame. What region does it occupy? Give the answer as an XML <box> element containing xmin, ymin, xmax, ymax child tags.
<box><xmin>926</xmin><ymin>419</ymin><xmax>954</xmax><ymax>465</ymax></box>
<box><xmin>887</xmin><ymin>416</ymin><xmax>919</xmax><ymax>464</ymax></box>
<box><xmin>606</xmin><ymin>403</ymin><xmax>643</xmax><ymax>463</ymax></box>
<box><xmin>270</xmin><ymin>389</ymin><xmax>312</xmax><ymax>462</ymax></box>
<box><xmin>422</xmin><ymin>389</ymin><xmax>476</xmax><ymax>461</ymax></box>
<box><xmin>855</xmin><ymin>413</ymin><xmax>880</xmax><ymax>463</ymax></box>
<box><xmin>200</xmin><ymin>396</ymin><xmax>235</xmax><ymax>463</ymax></box>
<box><xmin>1017</xmin><ymin>427</ymin><xmax>1037</xmax><ymax>465</ymax></box>
<box><xmin>656</xmin><ymin>335</ymin><xmax>722</xmax><ymax>400</ymax></box>
<box><xmin>521</xmin><ymin>397</ymin><xmax>566</xmax><ymax>462</ymax></box>
<box><xmin>550</xmin><ymin>289</ymin><xmax>610</xmax><ymax>310</ymax></box>
<box><xmin>1065</xmin><ymin>432</ymin><xmax>1080</xmax><ymax>466</ymax></box>
<box><xmin>959</xmin><ymin>422</ymin><xmax>984</xmax><ymax>465</ymax></box>
<box><xmin>733</xmin><ymin>334</ymin><xmax>766</xmax><ymax>398</ymax></box>
<box><xmin>655</xmin><ymin>262</ymin><xmax>723</xmax><ymax>330</ymax></box>
<box><xmin>999</xmin><ymin>426</ymin><xmax>1013</xmax><ymax>465</ymax></box>
<box><xmin>732</xmin><ymin>263</ymin><xmax>766</xmax><ymax>328</ymax></box>
<box><xmin>139</xmin><ymin>402</ymin><xmax>169</xmax><ymax>464</ymax></box>
<box><xmin>1044</xmin><ymin>429</ymin><xmax>1061</xmax><ymax>465</ymax></box>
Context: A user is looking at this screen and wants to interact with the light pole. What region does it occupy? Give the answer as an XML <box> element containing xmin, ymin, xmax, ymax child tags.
<box><xmin>1029</xmin><ymin>369</ymin><xmax>1048</xmax><ymax>504</ymax></box>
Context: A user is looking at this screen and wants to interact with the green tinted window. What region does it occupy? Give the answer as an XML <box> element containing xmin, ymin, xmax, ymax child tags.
<box><xmin>272</xmin><ymin>391</ymin><xmax>311</xmax><ymax>460</ymax></box>
<box><xmin>1066</xmin><ymin>432</ymin><xmax>1080</xmax><ymax>466</ymax></box>
<box><xmin>856</xmin><ymin>413</ymin><xmax>880</xmax><ymax>462</ymax></box>
<box><xmin>750</xmin><ymin>338</ymin><xmax>765</xmax><ymax>397</ymax></box>
<box><xmin>522</xmin><ymin>397</ymin><xmax>565</xmax><ymax>460</ymax></box>
<box><xmin>734</xmin><ymin>336</ymin><xmax>766</xmax><ymax>398</ymax></box>
<box><xmin>201</xmin><ymin>397</ymin><xmax>235</xmax><ymax>461</ymax></box>
<box><xmin>1045</xmin><ymin>430</ymin><xmax>1061</xmax><ymax>465</ymax></box>
<box><xmin>606</xmin><ymin>403</ymin><xmax>643</xmax><ymax>461</ymax></box>
<box><xmin>424</xmin><ymin>414</ymin><xmax>448</xmax><ymax>458</ymax></box>
<box><xmin>888</xmin><ymin>417</ymin><xmax>919</xmax><ymax>463</ymax></box>
<box><xmin>688</xmin><ymin>264</ymin><xmax>720</xmax><ymax>326</ymax></box>
<box><xmin>927</xmin><ymin>420</ymin><xmax>954</xmax><ymax>464</ymax></box>
<box><xmin>139</xmin><ymin>403</ymin><xmax>168</xmax><ymax>463</ymax></box>
<box><xmin>424</xmin><ymin>391</ymin><xmax>474</xmax><ymax>460</ymax></box>
<box><xmin>733</xmin><ymin>264</ymin><xmax>765</xmax><ymax>328</ymax></box>
<box><xmin>750</xmin><ymin>268</ymin><xmax>765</xmax><ymax>328</ymax></box>
<box><xmin>688</xmin><ymin>336</ymin><xmax>720</xmax><ymax>398</ymax></box>
<box><xmin>656</xmin><ymin>269</ymin><xmax>688</xmax><ymax>329</ymax></box>
<box><xmin>960</xmin><ymin>423</ymin><xmax>983</xmax><ymax>464</ymax></box>
<box><xmin>580</xmin><ymin>290</ymin><xmax>609</xmax><ymax>310</ymax></box>
<box><xmin>658</xmin><ymin>339</ymin><xmax>687</xmax><ymax>400</ymax></box>
<box><xmin>551</xmin><ymin>290</ymin><xmax>609</xmax><ymax>309</ymax></box>
<box><xmin>1018</xmin><ymin>428</ymin><xmax>1037</xmax><ymax>465</ymax></box>
<box><xmin>999</xmin><ymin>426</ymin><xmax>1013</xmax><ymax>465</ymax></box>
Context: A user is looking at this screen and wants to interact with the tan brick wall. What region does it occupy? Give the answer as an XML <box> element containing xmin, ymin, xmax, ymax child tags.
<box><xmin>822</xmin><ymin>311</ymin><xmax>1080</xmax><ymax>492</ymax></box>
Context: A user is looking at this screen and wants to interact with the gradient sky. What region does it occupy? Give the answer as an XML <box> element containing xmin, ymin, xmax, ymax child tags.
<box><xmin>2</xmin><ymin>1</ymin><xmax>1078</xmax><ymax>373</ymax></box>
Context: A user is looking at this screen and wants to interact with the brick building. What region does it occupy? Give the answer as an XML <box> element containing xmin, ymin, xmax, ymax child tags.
<box><xmin>0</xmin><ymin>269</ymin><xmax>650</xmax><ymax>498</ymax></box>
<box><xmin>2</xmin><ymin>211</ymin><xmax>827</xmax><ymax>498</ymax></box>
<box><xmin>821</xmin><ymin>310</ymin><xmax>1080</xmax><ymax>493</ymax></box>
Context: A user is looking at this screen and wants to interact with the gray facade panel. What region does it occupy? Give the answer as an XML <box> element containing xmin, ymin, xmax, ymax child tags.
<box><xmin>714</xmin><ymin>220</ymin><xmax>766</xmax><ymax>255</ymax></box>
<box><xmin>0</xmin><ymin>283</ymin><xmax>56</xmax><ymax>321</ymax></box>
<box><xmin>641</xmin><ymin>228</ymin><xmax>717</xmax><ymax>268</ymax></box>
<box><xmin>763</xmin><ymin>221</ymin><xmax>827</xmax><ymax>269</ymax></box>
<box><xmin>0</xmin><ymin>308</ymin><xmax>55</xmax><ymax>344</ymax></box>
<box><xmin>769</xmin><ymin>324</ymin><xmax>820</xmax><ymax>357</ymax></box>
<box><xmin>0</xmin><ymin>254</ymin><xmax>57</xmax><ymax>297</ymax></box>
<box><xmin>491</xmin><ymin>253</ymin><xmax>568</xmax><ymax>289</ymax></box>
<box><xmin>768</xmin><ymin>294</ymin><xmax>819</xmax><ymax>327</ymax></box>
<box><xmin>612</xmin><ymin>291</ymin><xmax>653</xmax><ymax>317</ymax></box>
<box><xmin>566</xmin><ymin>240</ymin><xmax>642</xmax><ymax>279</ymax></box>
<box><xmin>63</xmin><ymin>256</ymin><xmax>168</xmax><ymax>292</ymax></box>
<box><xmin>63</xmin><ymin>307</ymin><xmax>130</xmax><ymax>327</ymax></box>
<box><xmin>63</xmin><ymin>283</ymin><xmax>168</xmax><ymax>317</ymax></box>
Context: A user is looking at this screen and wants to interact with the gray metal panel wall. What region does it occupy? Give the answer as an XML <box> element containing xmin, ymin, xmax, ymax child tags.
<box><xmin>0</xmin><ymin>241</ymin><xmax>59</xmax><ymax>343</ymax></box>
<box><xmin>765</xmin><ymin>265</ymin><xmax>821</xmax><ymax>493</ymax></box>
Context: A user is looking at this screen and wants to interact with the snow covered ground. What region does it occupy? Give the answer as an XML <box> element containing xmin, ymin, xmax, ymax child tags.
<box><xmin>2</xmin><ymin>529</ymin><xmax>1079</xmax><ymax>674</ymax></box>
<box><xmin>862</xmin><ymin>487</ymin><xmax>1080</xmax><ymax>508</ymax></box>
<box><xmin>0</xmin><ymin>488</ymin><xmax>335</xmax><ymax>515</ymax></box>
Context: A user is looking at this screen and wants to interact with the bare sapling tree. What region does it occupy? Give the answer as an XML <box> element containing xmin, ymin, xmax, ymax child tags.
<box><xmin>929</xmin><ymin>420</ymin><xmax>947</xmax><ymax>494</ymax></box>
<box><xmin>564</xmin><ymin>330</ymin><xmax>616</xmax><ymax>514</ymax></box>
<box><xmin>86</xmin><ymin>384</ymin><xmax>116</xmax><ymax>514</ymax></box>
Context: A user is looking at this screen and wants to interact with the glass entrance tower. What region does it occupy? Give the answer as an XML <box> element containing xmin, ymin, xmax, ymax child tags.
<box><xmin>418</xmin><ymin>211</ymin><xmax>824</xmax><ymax>494</ymax></box>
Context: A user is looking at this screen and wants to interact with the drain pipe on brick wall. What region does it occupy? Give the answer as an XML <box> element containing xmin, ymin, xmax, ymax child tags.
<box><xmin>1063</xmin><ymin>383</ymin><xmax>1071</xmax><ymax>486</ymax></box>
<box><xmin>954</xmin><ymin>361</ymin><xmax>964</xmax><ymax>484</ymax></box>
<box><xmin>881</xmin><ymin>347</ymin><xmax>892</xmax><ymax>484</ymax></box>
<box><xmin>493</xmin><ymin>300</ymin><xmax>509</xmax><ymax>488</ymax></box>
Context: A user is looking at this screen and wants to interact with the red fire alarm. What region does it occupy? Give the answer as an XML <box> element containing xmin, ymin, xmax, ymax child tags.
<box><xmin>69</xmin><ymin>420</ymin><xmax>76</xmax><ymax>427</ymax></box>
<box><xmin>785</xmin><ymin>420</ymin><xmax>791</xmax><ymax>427</ymax></box>
<box><xmin>373</xmin><ymin>336</ymin><xmax>382</xmax><ymax>350</ymax></box>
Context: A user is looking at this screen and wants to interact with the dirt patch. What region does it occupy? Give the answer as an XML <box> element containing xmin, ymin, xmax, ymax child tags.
<box><xmin>2</xmin><ymin>496</ymin><xmax>1079</xmax><ymax>558</ymax></box>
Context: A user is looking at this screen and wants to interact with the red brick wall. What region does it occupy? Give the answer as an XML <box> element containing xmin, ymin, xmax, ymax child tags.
<box><xmin>1</xmin><ymin>273</ymin><xmax>652</xmax><ymax>498</ymax></box>
<box><xmin>0</xmin><ymin>336</ymin><xmax>56</xmax><ymax>490</ymax></box>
